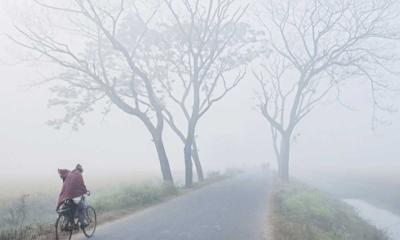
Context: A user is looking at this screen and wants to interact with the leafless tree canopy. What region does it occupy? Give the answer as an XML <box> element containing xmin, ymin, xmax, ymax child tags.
<box><xmin>161</xmin><ymin>0</ymin><xmax>262</xmax><ymax>122</ymax></box>
<box><xmin>11</xmin><ymin>1</ymin><xmax>164</xmax><ymax>130</ymax></box>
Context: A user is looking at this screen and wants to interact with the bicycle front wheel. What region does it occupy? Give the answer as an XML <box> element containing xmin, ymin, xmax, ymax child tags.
<box><xmin>83</xmin><ymin>206</ymin><xmax>97</xmax><ymax>238</ymax></box>
<box><xmin>55</xmin><ymin>215</ymin><xmax>73</xmax><ymax>240</ymax></box>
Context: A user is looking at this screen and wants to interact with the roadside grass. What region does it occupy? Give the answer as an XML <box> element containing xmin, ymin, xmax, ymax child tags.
<box><xmin>92</xmin><ymin>183</ymin><xmax>178</xmax><ymax>213</ymax></box>
<box><xmin>0</xmin><ymin>224</ymin><xmax>53</xmax><ymax>240</ymax></box>
<box><xmin>0</xmin><ymin>170</ymin><xmax>234</xmax><ymax>240</ymax></box>
<box><xmin>269</xmin><ymin>181</ymin><xmax>388</xmax><ymax>240</ymax></box>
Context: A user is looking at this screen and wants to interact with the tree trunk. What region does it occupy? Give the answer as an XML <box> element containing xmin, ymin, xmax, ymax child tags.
<box><xmin>184</xmin><ymin>112</ymin><xmax>198</xmax><ymax>187</ymax></box>
<box><xmin>278</xmin><ymin>133</ymin><xmax>291</xmax><ymax>182</ymax></box>
<box><xmin>192</xmin><ymin>140</ymin><xmax>204</xmax><ymax>182</ymax></box>
<box><xmin>184</xmin><ymin>138</ymin><xmax>193</xmax><ymax>187</ymax></box>
<box><xmin>153</xmin><ymin>133</ymin><xmax>174</xmax><ymax>185</ymax></box>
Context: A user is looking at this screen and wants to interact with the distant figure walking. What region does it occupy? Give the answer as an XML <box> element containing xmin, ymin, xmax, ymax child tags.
<box><xmin>57</xmin><ymin>164</ymin><xmax>90</xmax><ymax>228</ymax></box>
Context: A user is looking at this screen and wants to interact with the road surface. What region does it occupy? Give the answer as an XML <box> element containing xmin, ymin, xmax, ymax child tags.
<box><xmin>76</xmin><ymin>171</ymin><xmax>270</xmax><ymax>240</ymax></box>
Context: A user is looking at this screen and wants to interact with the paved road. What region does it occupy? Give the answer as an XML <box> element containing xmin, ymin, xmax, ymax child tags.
<box><xmin>76</xmin><ymin>171</ymin><xmax>270</xmax><ymax>240</ymax></box>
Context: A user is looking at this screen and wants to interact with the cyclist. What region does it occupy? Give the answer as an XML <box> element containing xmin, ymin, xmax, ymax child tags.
<box><xmin>57</xmin><ymin>164</ymin><xmax>90</xmax><ymax>228</ymax></box>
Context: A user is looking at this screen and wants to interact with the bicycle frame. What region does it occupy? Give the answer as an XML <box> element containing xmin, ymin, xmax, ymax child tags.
<box><xmin>55</xmin><ymin>195</ymin><xmax>96</xmax><ymax>240</ymax></box>
<box><xmin>56</xmin><ymin>196</ymin><xmax>87</xmax><ymax>230</ymax></box>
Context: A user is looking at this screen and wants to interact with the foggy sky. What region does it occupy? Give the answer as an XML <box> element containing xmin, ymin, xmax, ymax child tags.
<box><xmin>0</xmin><ymin>0</ymin><xmax>399</xmax><ymax>184</ymax></box>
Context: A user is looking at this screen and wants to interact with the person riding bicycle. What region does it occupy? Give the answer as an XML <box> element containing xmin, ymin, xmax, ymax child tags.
<box><xmin>57</xmin><ymin>164</ymin><xmax>90</xmax><ymax>228</ymax></box>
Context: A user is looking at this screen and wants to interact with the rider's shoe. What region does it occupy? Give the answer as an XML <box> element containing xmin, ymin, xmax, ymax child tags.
<box><xmin>80</xmin><ymin>221</ymin><xmax>89</xmax><ymax>229</ymax></box>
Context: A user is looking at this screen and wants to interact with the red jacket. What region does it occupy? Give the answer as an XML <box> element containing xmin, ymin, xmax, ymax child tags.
<box><xmin>57</xmin><ymin>169</ymin><xmax>88</xmax><ymax>206</ymax></box>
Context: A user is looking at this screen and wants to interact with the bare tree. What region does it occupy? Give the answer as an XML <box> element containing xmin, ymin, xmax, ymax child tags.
<box><xmin>10</xmin><ymin>0</ymin><xmax>175</xmax><ymax>184</ymax></box>
<box><xmin>255</xmin><ymin>0</ymin><xmax>400</xmax><ymax>181</ymax></box>
<box><xmin>160</xmin><ymin>0</ymin><xmax>263</xmax><ymax>187</ymax></box>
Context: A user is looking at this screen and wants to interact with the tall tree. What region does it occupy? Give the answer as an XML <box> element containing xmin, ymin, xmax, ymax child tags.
<box><xmin>10</xmin><ymin>0</ymin><xmax>175</xmax><ymax>184</ymax></box>
<box><xmin>160</xmin><ymin>0</ymin><xmax>264</xmax><ymax>187</ymax></box>
<box><xmin>255</xmin><ymin>0</ymin><xmax>400</xmax><ymax>181</ymax></box>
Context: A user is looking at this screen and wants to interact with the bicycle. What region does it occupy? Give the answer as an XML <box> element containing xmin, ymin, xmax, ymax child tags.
<box><xmin>55</xmin><ymin>195</ymin><xmax>97</xmax><ymax>240</ymax></box>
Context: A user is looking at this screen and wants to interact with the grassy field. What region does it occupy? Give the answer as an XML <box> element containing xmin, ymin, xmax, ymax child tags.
<box><xmin>0</xmin><ymin>170</ymin><xmax>230</xmax><ymax>240</ymax></box>
<box><xmin>269</xmin><ymin>181</ymin><xmax>388</xmax><ymax>240</ymax></box>
<box><xmin>0</xmin><ymin>182</ymin><xmax>179</xmax><ymax>240</ymax></box>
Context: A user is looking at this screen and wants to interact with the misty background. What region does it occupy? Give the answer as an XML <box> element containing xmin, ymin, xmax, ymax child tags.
<box><xmin>0</xmin><ymin>0</ymin><xmax>399</xmax><ymax>193</ymax></box>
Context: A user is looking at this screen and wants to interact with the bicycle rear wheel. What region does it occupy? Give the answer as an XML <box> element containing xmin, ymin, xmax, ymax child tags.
<box><xmin>82</xmin><ymin>206</ymin><xmax>97</xmax><ymax>238</ymax></box>
<box><xmin>55</xmin><ymin>215</ymin><xmax>73</xmax><ymax>240</ymax></box>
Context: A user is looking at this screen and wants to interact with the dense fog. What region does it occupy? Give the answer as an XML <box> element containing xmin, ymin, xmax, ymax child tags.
<box><xmin>0</xmin><ymin>0</ymin><xmax>399</xmax><ymax>186</ymax></box>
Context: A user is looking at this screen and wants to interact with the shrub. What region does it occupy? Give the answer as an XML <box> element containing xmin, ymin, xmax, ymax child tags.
<box><xmin>207</xmin><ymin>171</ymin><xmax>222</xmax><ymax>179</ymax></box>
<box><xmin>2</xmin><ymin>195</ymin><xmax>30</xmax><ymax>229</ymax></box>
